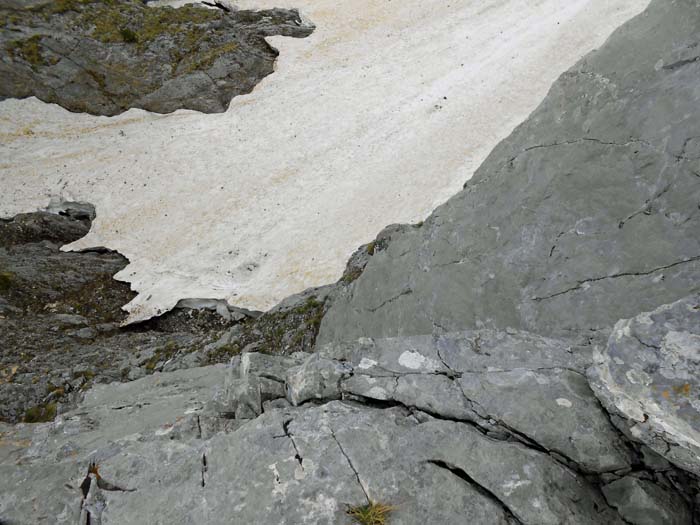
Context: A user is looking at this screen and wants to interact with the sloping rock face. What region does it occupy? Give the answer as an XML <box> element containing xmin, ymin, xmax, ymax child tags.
<box><xmin>590</xmin><ymin>294</ymin><xmax>700</xmax><ymax>477</ymax></box>
<box><xmin>318</xmin><ymin>0</ymin><xmax>700</xmax><ymax>346</ymax></box>
<box><xmin>0</xmin><ymin>0</ymin><xmax>313</xmax><ymax>115</ymax></box>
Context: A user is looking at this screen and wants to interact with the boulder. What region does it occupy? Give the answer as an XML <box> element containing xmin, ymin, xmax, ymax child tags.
<box><xmin>602</xmin><ymin>476</ymin><xmax>691</xmax><ymax>525</ymax></box>
<box><xmin>589</xmin><ymin>294</ymin><xmax>700</xmax><ymax>476</ymax></box>
<box><xmin>285</xmin><ymin>355</ymin><xmax>352</xmax><ymax>406</ymax></box>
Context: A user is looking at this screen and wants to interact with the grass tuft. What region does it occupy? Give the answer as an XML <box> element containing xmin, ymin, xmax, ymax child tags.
<box><xmin>0</xmin><ymin>271</ymin><xmax>15</xmax><ymax>292</ymax></box>
<box><xmin>347</xmin><ymin>501</ymin><xmax>394</xmax><ymax>525</ymax></box>
<box><xmin>23</xmin><ymin>402</ymin><xmax>57</xmax><ymax>423</ymax></box>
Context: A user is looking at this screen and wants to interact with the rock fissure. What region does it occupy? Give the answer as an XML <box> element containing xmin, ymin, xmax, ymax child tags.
<box><xmin>365</xmin><ymin>289</ymin><xmax>414</xmax><ymax>313</ymax></box>
<box><xmin>426</xmin><ymin>460</ymin><xmax>523</xmax><ymax>524</ymax></box>
<box><xmin>329</xmin><ymin>428</ymin><xmax>370</xmax><ymax>504</ymax></box>
<box><xmin>533</xmin><ymin>255</ymin><xmax>700</xmax><ymax>302</ymax></box>
<box><xmin>662</xmin><ymin>56</ymin><xmax>700</xmax><ymax>71</ymax></box>
<box><xmin>282</xmin><ymin>419</ymin><xmax>304</xmax><ymax>469</ymax></box>
<box><xmin>507</xmin><ymin>137</ymin><xmax>651</xmax><ymax>165</ymax></box>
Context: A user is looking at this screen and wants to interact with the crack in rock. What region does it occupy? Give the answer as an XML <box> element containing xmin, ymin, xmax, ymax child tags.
<box><xmin>662</xmin><ymin>56</ymin><xmax>700</xmax><ymax>71</ymax></box>
<box><xmin>533</xmin><ymin>255</ymin><xmax>700</xmax><ymax>301</ymax></box>
<box><xmin>283</xmin><ymin>419</ymin><xmax>304</xmax><ymax>469</ymax></box>
<box><xmin>330</xmin><ymin>427</ymin><xmax>371</xmax><ymax>504</ymax></box>
<box><xmin>426</xmin><ymin>460</ymin><xmax>523</xmax><ymax>524</ymax></box>
<box><xmin>507</xmin><ymin>137</ymin><xmax>651</xmax><ymax>165</ymax></box>
<box><xmin>366</xmin><ymin>289</ymin><xmax>413</xmax><ymax>313</ymax></box>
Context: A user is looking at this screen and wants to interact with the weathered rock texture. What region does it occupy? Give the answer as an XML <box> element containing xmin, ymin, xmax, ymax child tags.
<box><xmin>0</xmin><ymin>0</ymin><xmax>313</xmax><ymax>115</ymax></box>
<box><xmin>1</xmin><ymin>1</ymin><xmax>700</xmax><ymax>524</ymax></box>
<box><xmin>2</xmin><ymin>327</ymin><xmax>698</xmax><ymax>523</ymax></box>
<box><xmin>0</xmin><ymin>205</ymin><xmax>243</xmax><ymax>423</ymax></box>
<box><xmin>318</xmin><ymin>0</ymin><xmax>700</xmax><ymax>346</ymax></box>
<box><xmin>590</xmin><ymin>294</ymin><xmax>700</xmax><ymax>478</ymax></box>
<box><xmin>0</xmin><ymin>203</ymin><xmax>341</xmax><ymax>423</ymax></box>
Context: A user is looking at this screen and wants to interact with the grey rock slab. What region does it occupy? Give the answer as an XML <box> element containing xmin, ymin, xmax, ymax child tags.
<box><xmin>0</xmin><ymin>392</ymin><xmax>626</xmax><ymax>524</ymax></box>
<box><xmin>318</xmin><ymin>0</ymin><xmax>700</xmax><ymax>346</ymax></box>
<box><xmin>589</xmin><ymin>294</ymin><xmax>700</xmax><ymax>476</ymax></box>
<box><xmin>325</xmin><ymin>330</ymin><xmax>631</xmax><ymax>473</ymax></box>
<box><xmin>0</xmin><ymin>365</ymin><xmax>227</xmax><ymax>523</ymax></box>
<box><xmin>240</xmin><ymin>351</ymin><xmax>308</xmax><ymax>383</ymax></box>
<box><xmin>285</xmin><ymin>354</ymin><xmax>352</xmax><ymax>406</ymax></box>
<box><xmin>459</xmin><ymin>368</ymin><xmax>632</xmax><ymax>473</ymax></box>
<box><xmin>602</xmin><ymin>475</ymin><xmax>692</xmax><ymax>525</ymax></box>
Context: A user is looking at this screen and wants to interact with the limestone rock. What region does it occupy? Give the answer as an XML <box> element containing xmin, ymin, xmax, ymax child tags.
<box><xmin>285</xmin><ymin>355</ymin><xmax>352</xmax><ymax>406</ymax></box>
<box><xmin>0</xmin><ymin>0</ymin><xmax>314</xmax><ymax>115</ymax></box>
<box><xmin>0</xmin><ymin>370</ymin><xmax>624</xmax><ymax>524</ymax></box>
<box><xmin>589</xmin><ymin>294</ymin><xmax>700</xmax><ymax>476</ymax></box>
<box><xmin>319</xmin><ymin>0</ymin><xmax>700</xmax><ymax>346</ymax></box>
<box><xmin>602</xmin><ymin>476</ymin><xmax>692</xmax><ymax>525</ymax></box>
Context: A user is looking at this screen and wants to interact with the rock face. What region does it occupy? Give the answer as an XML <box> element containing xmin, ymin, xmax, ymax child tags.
<box><xmin>0</xmin><ymin>205</ymin><xmax>244</xmax><ymax>423</ymax></box>
<box><xmin>1</xmin><ymin>0</ymin><xmax>700</xmax><ymax>523</ymax></box>
<box><xmin>0</xmin><ymin>204</ymin><xmax>340</xmax><ymax>423</ymax></box>
<box><xmin>590</xmin><ymin>294</ymin><xmax>700</xmax><ymax>477</ymax></box>
<box><xmin>318</xmin><ymin>0</ymin><xmax>700</xmax><ymax>346</ymax></box>
<box><xmin>0</xmin><ymin>0</ymin><xmax>313</xmax><ymax>115</ymax></box>
<box><xmin>2</xmin><ymin>328</ymin><xmax>697</xmax><ymax>524</ymax></box>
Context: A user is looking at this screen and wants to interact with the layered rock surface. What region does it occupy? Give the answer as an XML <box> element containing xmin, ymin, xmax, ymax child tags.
<box><xmin>2</xmin><ymin>322</ymin><xmax>698</xmax><ymax>523</ymax></box>
<box><xmin>0</xmin><ymin>0</ymin><xmax>313</xmax><ymax>115</ymax></box>
<box><xmin>590</xmin><ymin>294</ymin><xmax>700</xmax><ymax>478</ymax></box>
<box><xmin>1</xmin><ymin>0</ymin><xmax>699</xmax><ymax>523</ymax></box>
<box><xmin>319</xmin><ymin>0</ymin><xmax>700</xmax><ymax>346</ymax></box>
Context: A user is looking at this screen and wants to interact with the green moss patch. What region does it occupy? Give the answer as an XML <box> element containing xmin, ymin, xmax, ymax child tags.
<box><xmin>23</xmin><ymin>402</ymin><xmax>57</xmax><ymax>423</ymax></box>
<box><xmin>7</xmin><ymin>35</ymin><xmax>46</xmax><ymax>66</ymax></box>
<box><xmin>0</xmin><ymin>271</ymin><xmax>15</xmax><ymax>292</ymax></box>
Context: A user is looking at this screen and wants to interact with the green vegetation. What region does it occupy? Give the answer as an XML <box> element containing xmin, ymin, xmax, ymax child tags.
<box><xmin>204</xmin><ymin>296</ymin><xmax>326</xmax><ymax>365</ymax></box>
<box><xmin>8</xmin><ymin>35</ymin><xmax>46</xmax><ymax>66</ymax></box>
<box><xmin>347</xmin><ymin>501</ymin><xmax>395</xmax><ymax>525</ymax></box>
<box><xmin>119</xmin><ymin>27</ymin><xmax>138</xmax><ymax>43</ymax></box>
<box><xmin>183</xmin><ymin>42</ymin><xmax>238</xmax><ymax>73</ymax></box>
<box><xmin>206</xmin><ymin>342</ymin><xmax>242</xmax><ymax>364</ymax></box>
<box><xmin>23</xmin><ymin>402</ymin><xmax>57</xmax><ymax>423</ymax></box>
<box><xmin>144</xmin><ymin>340</ymin><xmax>180</xmax><ymax>371</ymax></box>
<box><xmin>0</xmin><ymin>271</ymin><xmax>14</xmax><ymax>292</ymax></box>
<box><xmin>83</xmin><ymin>2</ymin><xmax>218</xmax><ymax>46</ymax></box>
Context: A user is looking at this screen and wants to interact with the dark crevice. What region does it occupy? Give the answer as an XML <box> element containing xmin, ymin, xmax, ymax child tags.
<box><xmin>282</xmin><ymin>419</ymin><xmax>304</xmax><ymax>468</ymax></box>
<box><xmin>507</xmin><ymin>137</ymin><xmax>651</xmax><ymax>165</ymax></box>
<box><xmin>533</xmin><ymin>255</ymin><xmax>700</xmax><ymax>301</ymax></box>
<box><xmin>365</xmin><ymin>289</ymin><xmax>413</xmax><ymax>313</ymax></box>
<box><xmin>329</xmin><ymin>427</ymin><xmax>371</xmax><ymax>504</ymax></box>
<box><xmin>662</xmin><ymin>56</ymin><xmax>700</xmax><ymax>71</ymax></box>
<box><xmin>426</xmin><ymin>460</ymin><xmax>523</xmax><ymax>524</ymax></box>
<box><xmin>618</xmin><ymin>181</ymin><xmax>673</xmax><ymax>229</ymax></box>
<box><xmin>201</xmin><ymin>453</ymin><xmax>208</xmax><ymax>487</ymax></box>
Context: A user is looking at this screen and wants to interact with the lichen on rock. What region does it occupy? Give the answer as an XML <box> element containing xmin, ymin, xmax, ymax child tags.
<box><xmin>0</xmin><ymin>0</ymin><xmax>314</xmax><ymax>115</ymax></box>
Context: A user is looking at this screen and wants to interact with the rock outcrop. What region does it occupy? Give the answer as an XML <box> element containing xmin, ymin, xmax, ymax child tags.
<box><xmin>0</xmin><ymin>0</ymin><xmax>313</xmax><ymax>115</ymax></box>
<box><xmin>2</xmin><ymin>323</ymin><xmax>698</xmax><ymax>523</ymax></box>
<box><xmin>590</xmin><ymin>294</ymin><xmax>700</xmax><ymax>478</ymax></box>
<box><xmin>318</xmin><ymin>0</ymin><xmax>700</xmax><ymax>346</ymax></box>
<box><xmin>1</xmin><ymin>0</ymin><xmax>699</xmax><ymax>523</ymax></box>
<box><xmin>0</xmin><ymin>204</ymin><xmax>244</xmax><ymax>423</ymax></box>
